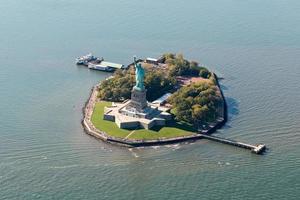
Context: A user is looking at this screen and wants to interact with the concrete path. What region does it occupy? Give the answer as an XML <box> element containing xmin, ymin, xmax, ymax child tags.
<box><xmin>125</xmin><ymin>129</ymin><xmax>136</xmax><ymax>139</ymax></box>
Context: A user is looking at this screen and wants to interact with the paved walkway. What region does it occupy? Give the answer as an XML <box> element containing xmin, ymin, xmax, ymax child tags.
<box><xmin>124</xmin><ymin>129</ymin><xmax>137</xmax><ymax>139</ymax></box>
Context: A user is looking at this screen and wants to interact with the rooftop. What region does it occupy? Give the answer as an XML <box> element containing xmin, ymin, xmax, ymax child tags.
<box><xmin>152</xmin><ymin>93</ymin><xmax>172</xmax><ymax>105</ymax></box>
<box><xmin>100</xmin><ymin>61</ymin><xmax>124</xmax><ymax>69</ymax></box>
<box><xmin>146</xmin><ymin>57</ymin><xmax>158</xmax><ymax>62</ymax></box>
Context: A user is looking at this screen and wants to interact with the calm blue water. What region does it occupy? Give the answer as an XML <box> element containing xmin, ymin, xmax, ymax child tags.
<box><xmin>1</xmin><ymin>1</ymin><xmax>300</xmax><ymax>199</ymax></box>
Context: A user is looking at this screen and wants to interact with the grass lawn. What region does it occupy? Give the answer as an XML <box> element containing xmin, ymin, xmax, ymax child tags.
<box><xmin>91</xmin><ymin>101</ymin><xmax>130</xmax><ymax>138</ymax></box>
<box><xmin>91</xmin><ymin>101</ymin><xmax>196</xmax><ymax>140</ymax></box>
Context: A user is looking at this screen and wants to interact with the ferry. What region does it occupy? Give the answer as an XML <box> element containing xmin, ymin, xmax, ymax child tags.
<box><xmin>76</xmin><ymin>53</ymin><xmax>98</xmax><ymax>65</ymax></box>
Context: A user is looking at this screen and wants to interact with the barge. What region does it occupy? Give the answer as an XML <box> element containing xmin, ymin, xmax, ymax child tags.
<box><xmin>88</xmin><ymin>61</ymin><xmax>125</xmax><ymax>72</ymax></box>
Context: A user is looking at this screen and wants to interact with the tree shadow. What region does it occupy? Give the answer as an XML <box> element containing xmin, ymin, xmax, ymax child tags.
<box><xmin>226</xmin><ymin>97</ymin><xmax>240</xmax><ymax>120</ymax></box>
<box><xmin>219</xmin><ymin>83</ymin><xmax>229</xmax><ymax>91</ymax></box>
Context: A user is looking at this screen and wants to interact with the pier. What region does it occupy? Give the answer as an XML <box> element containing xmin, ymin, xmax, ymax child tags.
<box><xmin>198</xmin><ymin>134</ymin><xmax>266</xmax><ymax>154</ymax></box>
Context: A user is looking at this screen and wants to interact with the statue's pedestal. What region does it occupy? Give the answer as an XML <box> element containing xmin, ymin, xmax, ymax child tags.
<box><xmin>104</xmin><ymin>87</ymin><xmax>172</xmax><ymax>129</ymax></box>
<box><xmin>129</xmin><ymin>87</ymin><xmax>147</xmax><ymax>112</ymax></box>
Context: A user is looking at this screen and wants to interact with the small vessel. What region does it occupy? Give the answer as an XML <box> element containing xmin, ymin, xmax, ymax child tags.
<box><xmin>76</xmin><ymin>53</ymin><xmax>98</xmax><ymax>65</ymax></box>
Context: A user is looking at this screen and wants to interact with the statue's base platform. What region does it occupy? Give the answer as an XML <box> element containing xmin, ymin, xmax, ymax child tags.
<box><xmin>103</xmin><ymin>100</ymin><xmax>172</xmax><ymax>130</ymax></box>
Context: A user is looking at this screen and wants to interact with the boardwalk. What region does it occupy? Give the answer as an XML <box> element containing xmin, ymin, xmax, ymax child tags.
<box><xmin>198</xmin><ymin>134</ymin><xmax>266</xmax><ymax>154</ymax></box>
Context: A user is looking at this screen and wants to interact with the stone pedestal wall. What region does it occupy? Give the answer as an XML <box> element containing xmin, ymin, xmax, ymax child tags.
<box><xmin>129</xmin><ymin>88</ymin><xmax>147</xmax><ymax>111</ymax></box>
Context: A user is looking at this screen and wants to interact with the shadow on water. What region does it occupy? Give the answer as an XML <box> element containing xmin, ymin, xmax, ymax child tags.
<box><xmin>219</xmin><ymin>84</ymin><xmax>229</xmax><ymax>91</ymax></box>
<box><xmin>226</xmin><ymin>97</ymin><xmax>240</xmax><ymax>121</ymax></box>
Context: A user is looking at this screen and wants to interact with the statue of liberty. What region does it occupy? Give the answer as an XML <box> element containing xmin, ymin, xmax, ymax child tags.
<box><xmin>133</xmin><ymin>56</ymin><xmax>145</xmax><ymax>91</ymax></box>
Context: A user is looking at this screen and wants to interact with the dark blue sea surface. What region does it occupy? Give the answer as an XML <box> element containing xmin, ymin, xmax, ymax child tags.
<box><xmin>0</xmin><ymin>0</ymin><xmax>299</xmax><ymax>199</ymax></box>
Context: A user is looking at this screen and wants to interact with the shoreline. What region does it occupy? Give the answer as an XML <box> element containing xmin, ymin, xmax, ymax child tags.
<box><xmin>81</xmin><ymin>73</ymin><xmax>228</xmax><ymax>147</ymax></box>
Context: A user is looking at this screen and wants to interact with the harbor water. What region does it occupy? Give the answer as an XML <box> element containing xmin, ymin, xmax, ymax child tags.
<box><xmin>0</xmin><ymin>0</ymin><xmax>299</xmax><ymax>199</ymax></box>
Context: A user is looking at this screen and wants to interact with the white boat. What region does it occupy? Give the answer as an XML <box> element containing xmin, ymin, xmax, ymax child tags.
<box><xmin>76</xmin><ymin>53</ymin><xmax>97</xmax><ymax>65</ymax></box>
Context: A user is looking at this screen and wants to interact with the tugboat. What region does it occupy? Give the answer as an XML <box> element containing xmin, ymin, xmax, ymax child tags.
<box><xmin>76</xmin><ymin>53</ymin><xmax>98</xmax><ymax>65</ymax></box>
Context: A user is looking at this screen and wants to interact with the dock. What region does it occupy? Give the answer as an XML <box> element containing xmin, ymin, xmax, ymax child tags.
<box><xmin>198</xmin><ymin>134</ymin><xmax>266</xmax><ymax>154</ymax></box>
<box><xmin>76</xmin><ymin>53</ymin><xmax>126</xmax><ymax>72</ymax></box>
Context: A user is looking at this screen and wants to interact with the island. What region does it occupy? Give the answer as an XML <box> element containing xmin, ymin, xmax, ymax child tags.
<box><xmin>82</xmin><ymin>53</ymin><xmax>227</xmax><ymax>146</ymax></box>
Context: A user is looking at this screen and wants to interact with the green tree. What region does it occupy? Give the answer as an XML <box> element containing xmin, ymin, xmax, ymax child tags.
<box><xmin>199</xmin><ymin>67</ymin><xmax>211</xmax><ymax>78</ymax></box>
<box><xmin>98</xmin><ymin>66</ymin><xmax>176</xmax><ymax>102</ymax></box>
<box><xmin>165</xmin><ymin>53</ymin><xmax>212</xmax><ymax>77</ymax></box>
<box><xmin>169</xmin><ymin>82</ymin><xmax>221</xmax><ymax>126</ymax></box>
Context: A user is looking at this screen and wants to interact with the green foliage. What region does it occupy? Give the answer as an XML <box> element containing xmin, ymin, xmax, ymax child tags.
<box><xmin>190</xmin><ymin>61</ymin><xmax>198</xmax><ymax>68</ymax></box>
<box><xmin>209</xmin><ymin>73</ymin><xmax>217</xmax><ymax>85</ymax></box>
<box><xmin>162</xmin><ymin>53</ymin><xmax>176</xmax><ymax>60</ymax></box>
<box><xmin>168</xmin><ymin>54</ymin><xmax>191</xmax><ymax>76</ymax></box>
<box><xmin>169</xmin><ymin>82</ymin><xmax>221</xmax><ymax>126</ymax></box>
<box><xmin>145</xmin><ymin>71</ymin><xmax>176</xmax><ymax>101</ymax></box>
<box><xmin>164</xmin><ymin>53</ymin><xmax>210</xmax><ymax>77</ymax></box>
<box><xmin>98</xmin><ymin>67</ymin><xmax>176</xmax><ymax>102</ymax></box>
<box><xmin>199</xmin><ymin>67</ymin><xmax>211</xmax><ymax>78</ymax></box>
<box><xmin>98</xmin><ymin>69</ymin><xmax>135</xmax><ymax>101</ymax></box>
